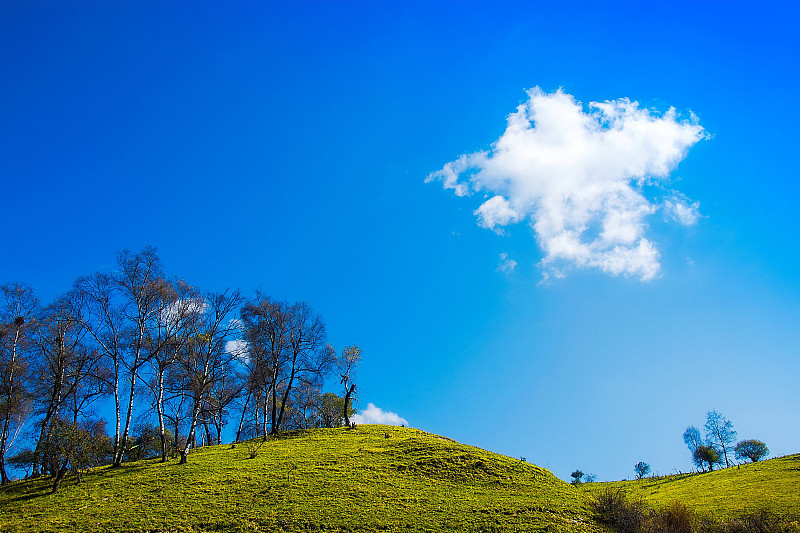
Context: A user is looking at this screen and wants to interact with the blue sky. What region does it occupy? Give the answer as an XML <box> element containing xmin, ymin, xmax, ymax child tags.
<box><xmin>2</xmin><ymin>1</ymin><xmax>799</xmax><ymax>481</ymax></box>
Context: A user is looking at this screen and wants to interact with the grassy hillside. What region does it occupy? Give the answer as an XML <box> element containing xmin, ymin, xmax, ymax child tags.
<box><xmin>585</xmin><ymin>454</ymin><xmax>800</xmax><ymax>523</ymax></box>
<box><xmin>0</xmin><ymin>425</ymin><xmax>601</xmax><ymax>533</ymax></box>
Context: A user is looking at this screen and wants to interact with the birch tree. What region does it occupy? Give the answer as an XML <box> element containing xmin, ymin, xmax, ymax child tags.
<box><xmin>177</xmin><ymin>290</ymin><xmax>242</xmax><ymax>464</ymax></box>
<box><xmin>29</xmin><ymin>294</ymin><xmax>89</xmax><ymax>477</ymax></box>
<box><xmin>0</xmin><ymin>283</ymin><xmax>38</xmax><ymax>484</ymax></box>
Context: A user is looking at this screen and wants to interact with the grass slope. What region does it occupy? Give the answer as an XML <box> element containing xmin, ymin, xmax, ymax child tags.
<box><xmin>586</xmin><ymin>454</ymin><xmax>800</xmax><ymax>522</ymax></box>
<box><xmin>1</xmin><ymin>425</ymin><xmax>601</xmax><ymax>533</ymax></box>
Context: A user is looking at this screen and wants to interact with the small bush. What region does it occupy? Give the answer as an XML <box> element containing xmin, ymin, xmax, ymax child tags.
<box><xmin>244</xmin><ymin>437</ymin><xmax>266</xmax><ymax>459</ymax></box>
<box><xmin>591</xmin><ymin>487</ymin><xmax>646</xmax><ymax>533</ymax></box>
<box><xmin>722</xmin><ymin>509</ymin><xmax>783</xmax><ymax>533</ymax></box>
<box><xmin>651</xmin><ymin>501</ymin><xmax>695</xmax><ymax>533</ymax></box>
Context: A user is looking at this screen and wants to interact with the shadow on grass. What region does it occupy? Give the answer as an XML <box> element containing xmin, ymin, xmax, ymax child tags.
<box><xmin>0</xmin><ymin>459</ymin><xmax>171</xmax><ymax>505</ymax></box>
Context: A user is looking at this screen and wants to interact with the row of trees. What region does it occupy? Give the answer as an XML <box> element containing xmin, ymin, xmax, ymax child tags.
<box><xmin>570</xmin><ymin>410</ymin><xmax>769</xmax><ymax>485</ymax></box>
<box><xmin>683</xmin><ymin>410</ymin><xmax>768</xmax><ymax>472</ymax></box>
<box><xmin>0</xmin><ymin>247</ymin><xmax>362</xmax><ymax>489</ymax></box>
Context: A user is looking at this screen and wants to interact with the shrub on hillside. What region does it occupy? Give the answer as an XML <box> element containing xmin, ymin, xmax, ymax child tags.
<box><xmin>721</xmin><ymin>509</ymin><xmax>783</xmax><ymax>533</ymax></box>
<box><xmin>734</xmin><ymin>440</ymin><xmax>769</xmax><ymax>463</ymax></box>
<box><xmin>694</xmin><ymin>445</ymin><xmax>723</xmax><ymax>472</ymax></box>
<box><xmin>651</xmin><ymin>501</ymin><xmax>695</xmax><ymax>533</ymax></box>
<box><xmin>591</xmin><ymin>487</ymin><xmax>646</xmax><ymax>533</ymax></box>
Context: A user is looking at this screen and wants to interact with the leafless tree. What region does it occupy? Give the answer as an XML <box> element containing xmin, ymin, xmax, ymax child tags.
<box><xmin>74</xmin><ymin>247</ymin><xmax>172</xmax><ymax>467</ymax></box>
<box><xmin>338</xmin><ymin>345</ymin><xmax>361</xmax><ymax>426</ymax></box>
<box><xmin>72</xmin><ymin>271</ymin><xmax>126</xmax><ymax>462</ymax></box>
<box><xmin>29</xmin><ymin>293</ymin><xmax>90</xmax><ymax>477</ymax></box>
<box><xmin>176</xmin><ymin>290</ymin><xmax>243</xmax><ymax>464</ymax></box>
<box><xmin>240</xmin><ymin>296</ymin><xmax>335</xmax><ymax>435</ymax></box>
<box><xmin>113</xmin><ymin>247</ymin><xmax>169</xmax><ymax>467</ymax></box>
<box><xmin>141</xmin><ymin>280</ymin><xmax>200</xmax><ymax>462</ymax></box>
<box><xmin>240</xmin><ymin>294</ymin><xmax>289</xmax><ymax>437</ymax></box>
<box><xmin>276</xmin><ymin>302</ymin><xmax>333</xmax><ymax>434</ymax></box>
<box><xmin>0</xmin><ymin>283</ymin><xmax>38</xmax><ymax>484</ymax></box>
<box><xmin>705</xmin><ymin>410</ymin><xmax>736</xmax><ymax>468</ymax></box>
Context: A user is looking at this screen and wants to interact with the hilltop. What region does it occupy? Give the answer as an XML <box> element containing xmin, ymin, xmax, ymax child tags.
<box><xmin>0</xmin><ymin>425</ymin><xmax>601</xmax><ymax>533</ymax></box>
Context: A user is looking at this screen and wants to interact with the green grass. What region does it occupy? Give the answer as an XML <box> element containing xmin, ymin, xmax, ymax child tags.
<box><xmin>0</xmin><ymin>425</ymin><xmax>601</xmax><ymax>533</ymax></box>
<box><xmin>584</xmin><ymin>454</ymin><xmax>800</xmax><ymax>524</ymax></box>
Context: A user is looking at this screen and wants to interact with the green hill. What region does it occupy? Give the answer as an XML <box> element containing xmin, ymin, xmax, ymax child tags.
<box><xmin>585</xmin><ymin>454</ymin><xmax>800</xmax><ymax>525</ymax></box>
<box><xmin>0</xmin><ymin>425</ymin><xmax>600</xmax><ymax>533</ymax></box>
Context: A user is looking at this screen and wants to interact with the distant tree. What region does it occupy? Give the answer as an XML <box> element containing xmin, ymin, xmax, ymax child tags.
<box><xmin>734</xmin><ymin>439</ymin><xmax>769</xmax><ymax>463</ymax></box>
<box><xmin>705</xmin><ymin>410</ymin><xmax>736</xmax><ymax>468</ymax></box>
<box><xmin>693</xmin><ymin>445</ymin><xmax>722</xmax><ymax>472</ymax></box>
<box><xmin>683</xmin><ymin>426</ymin><xmax>705</xmax><ymax>471</ymax></box>
<box><xmin>584</xmin><ymin>473</ymin><xmax>597</xmax><ymax>483</ymax></box>
<box><xmin>570</xmin><ymin>469</ymin><xmax>584</xmax><ymax>485</ymax></box>
<box><xmin>338</xmin><ymin>345</ymin><xmax>361</xmax><ymax>427</ymax></box>
<box><xmin>634</xmin><ymin>461</ymin><xmax>650</xmax><ymax>480</ymax></box>
<box><xmin>683</xmin><ymin>426</ymin><xmax>702</xmax><ymax>454</ymax></box>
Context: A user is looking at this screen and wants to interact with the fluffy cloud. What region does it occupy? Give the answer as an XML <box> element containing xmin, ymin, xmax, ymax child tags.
<box><xmin>351</xmin><ymin>403</ymin><xmax>408</xmax><ymax>426</ymax></box>
<box><xmin>475</xmin><ymin>196</ymin><xmax>521</xmax><ymax>232</ymax></box>
<box><xmin>427</xmin><ymin>88</ymin><xmax>706</xmax><ymax>281</ymax></box>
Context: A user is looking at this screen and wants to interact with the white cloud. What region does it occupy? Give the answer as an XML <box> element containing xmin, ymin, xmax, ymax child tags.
<box><xmin>351</xmin><ymin>403</ymin><xmax>408</xmax><ymax>426</ymax></box>
<box><xmin>497</xmin><ymin>252</ymin><xmax>517</xmax><ymax>273</ymax></box>
<box><xmin>225</xmin><ymin>339</ymin><xmax>250</xmax><ymax>362</ymax></box>
<box><xmin>664</xmin><ymin>193</ymin><xmax>702</xmax><ymax>226</ymax></box>
<box><xmin>427</xmin><ymin>88</ymin><xmax>706</xmax><ymax>281</ymax></box>
<box><xmin>160</xmin><ymin>298</ymin><xmax>207</xmax><ymax>324</ymax></box>
<box><xmin>474</xmin><ymin>196</ymin><xmax>521</xmax><ymax>232</ymax></box>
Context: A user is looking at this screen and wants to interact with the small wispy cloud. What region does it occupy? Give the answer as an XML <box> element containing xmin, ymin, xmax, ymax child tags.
<box><xmin>351</xmin><ymin>403</ymin><xmax>408</xmax><ymax>426</ymax></box>
<box><xmin>497</xmin><ymin>252</ymin><xmax>517</xmax><ymax>273</ymax></box>
<box><xmin>664</xmin><ymin>193</ymin><xmax>702</xmax><ymax>226</ymax></box>
<box><xmin>427</xmin><ymin>88</ymin><xmax>706</xmax><ymax>281</ymax></box>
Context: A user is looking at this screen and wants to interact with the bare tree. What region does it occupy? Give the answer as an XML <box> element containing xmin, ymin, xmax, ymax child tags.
<box><xmin>338</xmin><ymin>345</ymin><xmax>361</xmax><ymax>427</ymax></box>
<box><xmin>0</xmin><ymin>283</ymin><xmax>38</xmax><ymax>484</ymax></box>
<box><xmin>142</xmin><ymin>280</ymin><xmax>200</xmax><ymax>462</ymax></box>
<box><xmin>273</xmin><ymin>302</ymin><xmax>334</xmax><ymax>434</ymax></box>
<box><xmin>73</xmin><ymin>272</ymin><xmax>126</xmax><ymax>463</ymax></box>
<box><xmin>201</xmin><ymin>366</ymin><xmax>243</xmax><ymax>445</ymax></box>
<box><xmin>705</xmin><ymin>410</ymin><xmax>736</xmax><ymax>468</ymax></box>
<box><xmin>240</xmin><ymin>297</ymin><xmax>335</xmax><ymax>435</ymax></box>
<box><xmin>240</xmin><ymin>294</ymin><xmax>289</xmax><ymax>437</ymax></box>
<box><xmin>74</xmin><ymin>247</ymin><xmax>171</xmax><ymax>467</ymax></box>
<box><xmin>113</xmin><ymin>247</ymin><xmax>167</xmax><ymax>467</ymax></box>
<box><xmin>177</xmin><ymin>290</ymin><xmax>243</xmax><ymax>464</ymax></box>
<box><xmin>29</xmin><ymin>293</ymin><xmax>90</xmax><ymax>477</ymax></box>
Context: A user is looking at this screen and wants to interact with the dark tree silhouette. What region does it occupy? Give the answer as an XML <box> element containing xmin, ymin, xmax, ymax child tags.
<box><xmin>693</xmin><ymin>445</ymin><xmax>722</xmax><ymax>472</ymax></box>
<box><xmin>634</xmin><ymin>461</ymin><xmax>650</xmax><ymax>479</ymax></box>
<box><xmin>735</xmin><ymin>439</ymin><xmax>769</xmax><ymax>463</ymax></box>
